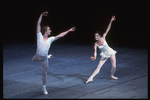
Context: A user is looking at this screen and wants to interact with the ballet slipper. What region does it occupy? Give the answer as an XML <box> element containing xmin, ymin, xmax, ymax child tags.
<box><xmin>42</xmin><ymin>85</ymin><xmax>48</xmax><ymax>95</ymax></box>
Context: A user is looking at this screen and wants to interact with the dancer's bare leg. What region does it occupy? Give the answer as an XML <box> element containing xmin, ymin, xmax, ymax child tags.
<box><xmin>41</xmin><ymin>61</ymin><xmax>47</xmax><ymax>85</ymax></box>
<box><xmin>110</xmin><ymin>54</ymin><xmax>118</xmax><ymax>79</ymax></box>
<box><xmin>86</xmin><ymin>58</ymin><xmax>107</xmax><ymax>83</ymax></box>
<box><xmin>41</xmin><ymin>59</ymin><xmax>48</xmax><ymax>94</ymax></box>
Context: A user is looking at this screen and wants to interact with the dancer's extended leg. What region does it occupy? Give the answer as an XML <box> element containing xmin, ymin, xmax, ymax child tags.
<box><xmin>110</xmin><ymin>54</ymin><xmax>118</xmax><ymax>79</ymax></box>
<box><xmin>86</xmin><ymin>58</ymin><xmax>107</xmax><ymax>83</ymax></box>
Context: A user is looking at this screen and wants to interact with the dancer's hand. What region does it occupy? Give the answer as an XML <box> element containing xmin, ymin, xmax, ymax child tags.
<box><xmin>111</xmin><ymin>16</ymin><xmax>116</xmax><ymax>22</ymax></box>
<box><xmin>41</xmin><ymin>11</ymin><xmax>48</xmax><ymax>16</ymax></box>
<box><xmin>90</xmin><ymin>56</ymin><xmax>96</xmax><ymax>60</ymax></box>
<box><xmin>68</xmin><ymin>27</ymin><xmax>76</xmax><ymax>32</ymax></box>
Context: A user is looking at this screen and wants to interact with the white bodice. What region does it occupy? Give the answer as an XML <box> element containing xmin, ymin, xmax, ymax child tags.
<box><xmin>95</xmin><ymin>39</ymin><xmax>109</xmax><ymax>52</ymax></box>
<box><xmin>95</xmin><ymin>38</ymin><xmax>117</xmax><ymax>60</ymax></box>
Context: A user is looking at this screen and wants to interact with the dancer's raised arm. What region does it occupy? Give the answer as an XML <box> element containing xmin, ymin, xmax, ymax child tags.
<box><xmin>55</xmin><ymin>27</ymin><xmax>75</xmax><ymax>40</ymax></box>
<box><xmin>37</xmin><ymin>11</ymin><xmax>48</xmax><ymax>34</ymax></box>
<box><xmin>103</xmin><ymin>16</ymin><xmax>116</xmax><ymax>39</ymax></box>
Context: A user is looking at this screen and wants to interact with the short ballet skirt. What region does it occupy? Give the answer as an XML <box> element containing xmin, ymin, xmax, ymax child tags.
<box><xmin>100</xmin><ymin>47</ymin><xmax>117</xmax><ymax>60</ymax></box>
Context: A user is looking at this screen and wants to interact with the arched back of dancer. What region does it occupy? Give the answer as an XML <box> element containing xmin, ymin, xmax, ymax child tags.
<box><xmin>86</xmin><ymin>16</ymin><xmax>118</xmax><ymax>84</ymax></box>
<box><xmin>32</xmin><ymin>11</ymin><xmax>75</xmax><ymax>94</ymax></box>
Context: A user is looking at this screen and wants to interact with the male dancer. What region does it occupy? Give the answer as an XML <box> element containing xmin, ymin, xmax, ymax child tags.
<box><xmin>32</xmin><ymin>11</ymin><xmax>75</xmax><ymax>94</ymax></box>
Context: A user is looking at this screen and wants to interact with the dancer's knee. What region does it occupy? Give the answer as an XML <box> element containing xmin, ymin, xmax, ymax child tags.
<box><xmin>95</xmin><ymin>67</ymin><xmax>101</xmax><ymax>74</ymax></box>
<box><xmin>42</xmin><ymin>67</ymin><xmax>47</xmax><ymax>76</ymax></box>
<box><xmin>97</xmin><ymin>65</ymin><xmax>102</xmax><ymax>70</ymax></box>
<box><xmin>42</xmin><ymin>70</ymin><xmax>47</xmax><ymax>75</ymax></box>
<box><xmin>42</xmin><ymin>62</ymin><xmax>48</xmax><ymax>75</ymax></box>
<box><xmin>112</xmin><ymin>65</ymin><xmax>116</xmax><ymax>69</ymax></box>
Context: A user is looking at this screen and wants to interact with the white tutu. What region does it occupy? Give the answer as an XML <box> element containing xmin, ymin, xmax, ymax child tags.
<box><xmin>100</xmin><ymin>47</ymin><xmax>117</xmax><ymax>60</ymax></box>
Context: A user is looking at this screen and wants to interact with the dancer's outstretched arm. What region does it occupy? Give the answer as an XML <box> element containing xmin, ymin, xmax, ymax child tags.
<box><xmin>55</xmin><ymin>27</ymin><xmax>75</xmax><ymax>40</ymax></box>
<box><xmin>103</xmin><ymin>16</ymin><xmax>116</xmax><ymax>39</ymax></box>
<box><xmin>90</xmin><ymin>44</ymin><xmax>97</xmax><ymax>60</ymax></box>
<box><xmin>37</xmin><ymin>11</ymin><xmax>48</xmax><ymax>34</ymax></box>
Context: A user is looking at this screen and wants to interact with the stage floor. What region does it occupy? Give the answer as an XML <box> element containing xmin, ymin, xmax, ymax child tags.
<box><xmin>3</xmin><ymin>42</ymin><xmax>148</xmax><ymax>99</ymax></box>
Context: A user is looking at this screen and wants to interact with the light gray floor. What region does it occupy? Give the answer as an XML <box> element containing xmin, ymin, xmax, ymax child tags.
<box><xmin>3</xmin><ymin>42</ymin><xmax>148</xmax><ymax>99</ymax></box>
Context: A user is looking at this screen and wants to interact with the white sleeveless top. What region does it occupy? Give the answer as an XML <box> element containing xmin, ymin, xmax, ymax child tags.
<box><xmin>95</xmin><ymin>38</ymin><xmax>117</xmax><ymax>60</ymax></box>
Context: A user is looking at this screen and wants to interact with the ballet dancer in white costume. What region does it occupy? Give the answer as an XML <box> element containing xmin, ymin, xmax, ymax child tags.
<box><xmin>86</xmin><ymin>16</ymin><xmax>118</xmax><ymax>84</ymax></box>
<box><xmin>32</xmin><ymin>11</ymin><xmax>75</xmax><ymax>94</ymax></box>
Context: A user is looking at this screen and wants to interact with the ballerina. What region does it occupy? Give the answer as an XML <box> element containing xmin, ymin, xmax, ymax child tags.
<box><xmin>32</xmin><ymin>11</ymin><xmax>75</xmax><ymax>94</ymax></box>
<box><xmin>86</xmin><ymin>16</ymin><xmax>118</xmax><ymax>84</ymax></box>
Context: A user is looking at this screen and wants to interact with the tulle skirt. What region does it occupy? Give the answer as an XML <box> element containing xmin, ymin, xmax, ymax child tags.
<box><xmin>100</xmin><ymin>47</ymin><xmax>117</xmax><ymax>60</ymax></box>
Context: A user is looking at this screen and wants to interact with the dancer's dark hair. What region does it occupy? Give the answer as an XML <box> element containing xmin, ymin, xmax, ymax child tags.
<box><xmin>96</xmin><ymin>31</ymin><xmax>100</xmax><ymax>34</ymax></box>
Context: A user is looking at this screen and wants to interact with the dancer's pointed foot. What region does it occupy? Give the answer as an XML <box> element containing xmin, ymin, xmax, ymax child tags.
<box><xmin>111</xmin><ymin>75</ymin><xmax>118</xmax><ymax>79</ymax></box>
<box><xmin>48</xmin><ymin>54</ymin><xmax>53</xmax><ymax>58</ymax></box>
<box><xmin>85</xmin><ymin>78</ymin><xmax>93</xmax><ymax>84</ymax></box>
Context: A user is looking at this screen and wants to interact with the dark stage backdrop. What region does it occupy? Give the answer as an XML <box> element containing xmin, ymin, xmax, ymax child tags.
<box><xmin>2</xmin><ymin>0</ymin><xmax>149</xmax><ymax>48</ymax></box>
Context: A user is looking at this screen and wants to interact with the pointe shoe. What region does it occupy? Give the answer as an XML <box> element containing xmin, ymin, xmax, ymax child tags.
<box><xmin>111</xmin><ymin>76</ymin><xmax>118</xmax><ymax>79</ymax></box>
<box><xmin>85</xmin><ymin>78</ymin><xmax>93</xmax><ymax>84</ymax></box>
<box><xmin>42</xmin><ymin>86</ymin><xmax>48</xmax><ymax>95</ymax></box>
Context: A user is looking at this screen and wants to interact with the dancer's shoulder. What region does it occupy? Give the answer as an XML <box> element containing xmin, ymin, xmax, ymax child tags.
<box><xmin>49</xmin><ymin>36</ymin><xmax>56</xmax><ymax>42</ymax></box>
<box><xmin>37</xmin><ymin>31</ymin><xmax>42</xmax><ymax>36</ymax></box>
